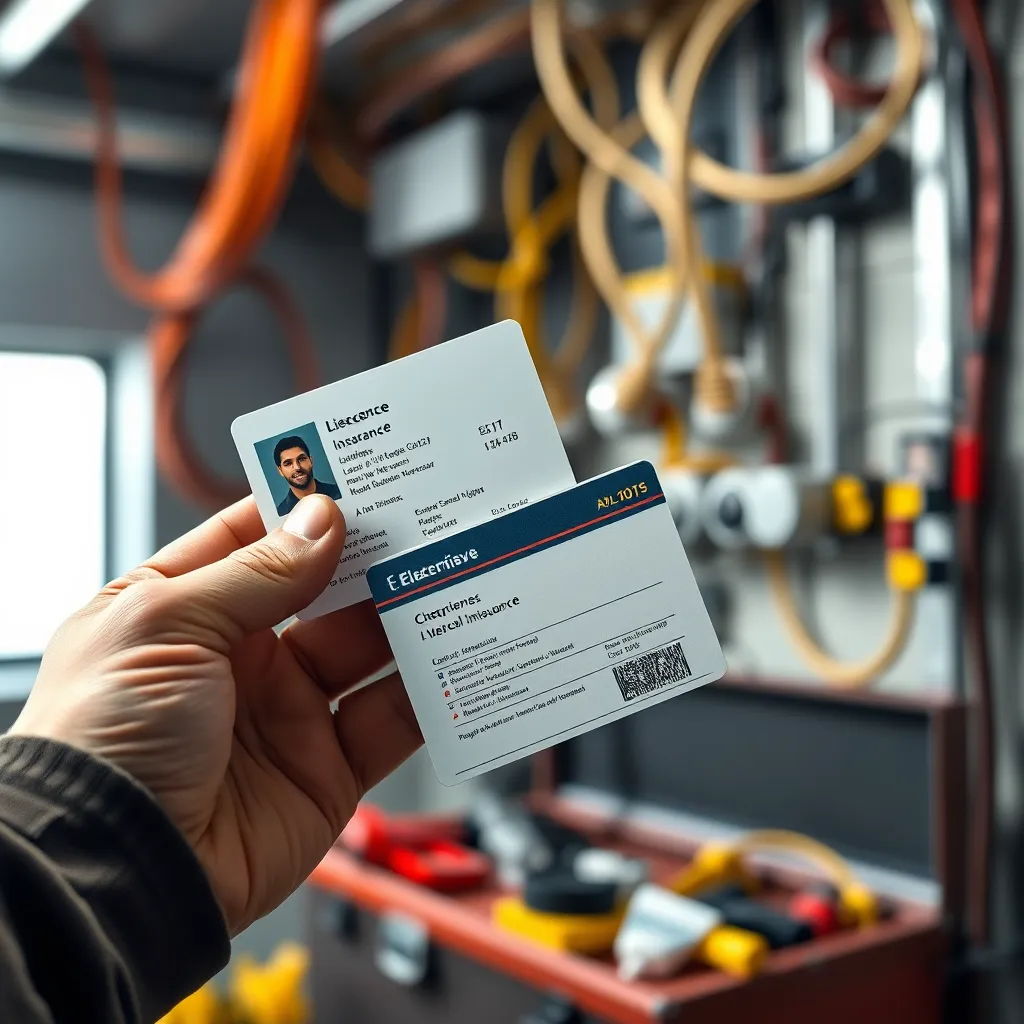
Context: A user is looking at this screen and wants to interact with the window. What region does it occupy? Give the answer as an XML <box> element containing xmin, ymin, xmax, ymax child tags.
<box><xmin>0</xmin><ymin>352</ymin><xmax>107</xmax><ymax>658</ymax></box>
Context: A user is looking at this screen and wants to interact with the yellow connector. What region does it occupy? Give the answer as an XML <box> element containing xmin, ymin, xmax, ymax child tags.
<box><xmin>832</xmin><ymin>476</ymin><xmax>874</xmax><ymax>535</ymax></box>
<box><xmin>838</xmin><ymin>882</ymin><xmax>879</xmax><ymax>927</ymax></box>
<box><xmin>668</xmin><ymin>843</ymin><xmax>755</xmax><ymax>898</ymax></box>
<box><xmin>695</xmin><ymin>925</ymin><xmax>769</xmax><ymax>979</ymax></box>
<box><xmin>884</xmin><ymin>481</ymin><xmax>924</xmax><ymax>522</ymax></box>
<box><xmin>887</xmin><ymin>550</ymin><xmax>927</xmax><ymax>592</ymax></box>
<box><xmin>493</xmin><ymin>897</ymin><xmax>624</xmax><ymax>955</ymax></box>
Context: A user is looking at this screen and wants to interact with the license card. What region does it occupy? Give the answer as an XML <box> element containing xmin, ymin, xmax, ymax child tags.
<box><xmin>366</xmin><ymin>461</ymin><xmax>727</xmax><ymax>786</ymax></box>
<box><xmin>231</xmin><ymin>321</ymin><xmax>575</xmax><ymax>618</ymax></box>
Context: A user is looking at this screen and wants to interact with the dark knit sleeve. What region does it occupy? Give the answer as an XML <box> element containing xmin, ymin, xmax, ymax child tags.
<box><xmin>0</xmin><ymin>736</ymin><xmax>230</xmax><ymax>1023</ymax></box>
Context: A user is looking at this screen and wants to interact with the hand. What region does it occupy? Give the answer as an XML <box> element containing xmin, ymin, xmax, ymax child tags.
<box><xmin>10</xmin><ymin>495</ymin><xmax>422</xmax><ymax>934</ymax></box>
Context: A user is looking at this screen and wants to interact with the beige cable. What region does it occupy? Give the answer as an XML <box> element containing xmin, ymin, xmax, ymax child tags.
<box><xmin>534</xmin><ymin>0</ymin><xmax>925</xmax><ymax>416</ymax></box>
<box><xmin>677</xmin><ymin>0</ymin><xmax>926</xmax><ymax>204</ymax></box>
<box><xmin>635</xmin><ymin>0</ymin><xmax>924</xmax><ymax>416</ymax></box>
<box><xmin>636</xmin><ymin>2</ymin><xmax>735</xmax><ymax>412</ymax></box>
<box><xmin>494</xmin><ymin>98</ymin><xmax>599</xmax><ymax>421</ymax></box>
<box><xmin>532</xmin><ymin>0</ymin><xmax>692</xmax><ymax>414</ymax></box>
<box><xmin>764</xmin><ymin>551</ymin><xmax>915</xmax><ymax>688</ymax></box>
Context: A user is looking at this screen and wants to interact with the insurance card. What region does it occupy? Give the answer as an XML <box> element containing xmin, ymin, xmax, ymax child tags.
<box><xmin>232</xmin><ymin>321</ymin><xmax>575</xmax><ymax>618</ymax></box>
<box><xmin>367</xmin><ymin>462</ymin><xmax>727</xmax><ymax>786</ymax></box>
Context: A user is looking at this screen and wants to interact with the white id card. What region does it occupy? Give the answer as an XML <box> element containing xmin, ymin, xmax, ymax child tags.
<box><xmin>366</xmin><ymin>461</ymin><xmax>727</xmax><ymax>786</ymax></box>
<box><xmin>231</xmin><ymin>321</ymin><xmax>575</xmax><ymax>618</ymax></box>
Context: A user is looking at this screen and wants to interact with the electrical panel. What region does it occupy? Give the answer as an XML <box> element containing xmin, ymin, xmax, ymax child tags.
<box><xmin>369</xmin><ymin>110</ymin><xmax>508</xmax><ymax>260</ymax></box>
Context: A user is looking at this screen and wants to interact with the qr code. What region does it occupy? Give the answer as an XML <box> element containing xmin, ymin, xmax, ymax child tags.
<box><xmin>612</xmin><ymin>642</ymin><xmax>692</xmax><ymax>701</ymax></box>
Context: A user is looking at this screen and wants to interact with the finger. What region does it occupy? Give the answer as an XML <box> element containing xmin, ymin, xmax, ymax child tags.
<box><xmin>145</xmin><ymin>497</ymin><xmax>268</xmax><ymax>578</ymax></box>
<box><xmin>95</xmin><ymin>497</ymin><xmax>270</xmax><ymax>604</ymax></box>
<box><xmin>334</xmin><ymin>673</ymin><xmax>423</xmax><ymax>796</ymax></box>
<box><xmin>283</xmin><ymin>599</ymin><xmax>394</xmax><ymax>700</ymax></box>
<box><xmin>166</xmin><ymin>495</ymin><xmax>347</xmax><ymax>642</ymax></box>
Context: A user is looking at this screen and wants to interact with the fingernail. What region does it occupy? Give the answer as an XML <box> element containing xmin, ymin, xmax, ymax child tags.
<box><xmin>283</xmin><ymin>495</ymin><xmax>333</xmax><ymax>541</ymax></box>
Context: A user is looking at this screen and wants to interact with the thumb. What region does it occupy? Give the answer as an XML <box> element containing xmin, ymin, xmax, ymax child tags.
<box><xmin>169</xmin><ymin>494</ymin><xmax>347</xmax><ymax>639</ymax></box>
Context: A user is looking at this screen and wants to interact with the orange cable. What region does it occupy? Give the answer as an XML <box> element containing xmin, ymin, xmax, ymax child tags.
<box><xmin>75</xmin><ymin>4</ymin><xmax>322</xmax><ymax>312</ymax></box>
<box><xmin>76</xmin><ymin>5</ymin><xmax>324</xmax><ymax>509</ymax></box>
<box><xmin>152</xmin><ymin>268</ymin><xmax>322</xmax><ymax>510</ymax></box>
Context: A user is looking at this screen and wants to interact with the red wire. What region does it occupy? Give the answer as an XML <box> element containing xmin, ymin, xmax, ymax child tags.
<box><xmin>811</xmin><ymin>1</ymin><xmax>897</xmax><ymax>109</ymax></box>
<box><xmin>151</xmin><ymin>267</ymin><xmax>322</xmax><ymax>510</ymax></box>
<box><xmin>949</xmin><ymin>0</ymin><xmax>1008</xmax><ymax>950</ymax></box>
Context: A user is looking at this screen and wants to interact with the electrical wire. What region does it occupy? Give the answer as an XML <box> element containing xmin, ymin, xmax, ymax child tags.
<box><xmin>357</xmin><ymin>0</ymin><xmax>500</xmax><ymax>72</ymax></box>
<box><xmin>811</xmin><ymin>1</ymin><xmax>897</xmax><ymax>109</ymax></box>
<box><xmin>657</xmin><ymin>400</ymin><xmax>739</xmax><ymax>473</ymax></box>
<box><xmin>672</xmin><ymin>0</ymin><xmax>925</xmax><ymax>204</ymax></box>
<box><xmin>531</xmin><ymin>1</ymin><xmax>691</xmax><ymax>416</ymax></box>
<box><xmin>76</xmin><ymin>7</ymin><xmax>323</xmax><ymax>510</ymax></box>
<box><xmin>949</xmin><ymin>0</ymin><xmax>1010</xmax><ymax>951</ymax></box>
<box><xmin>307</xmin><ymin>101</ymin><xmax>370</xmax><ymax>211</ymax></box>
<box><xmin>617</xmin><ymin>0</ymin><xmax>923</xmax><ymax>686</ymax></box>
<box><xmin>764</xmin><ymin>551</ymin><xmax>916</xmax><ymax>689</ymax></box>
<box><xmin>356</xmin><ymin>1</ymin><xmax>652</xmax><ymax>148</ymax></box>
<box><xmin>632</xmin><ymin>0</ymin><xmax>924</xmax><ymax>413</ymax></box>
<box><xmin>532</xmin><ymin>0</ymin><xmax>924</xmax><ymax>424</ymax></box>
<box><xmin>387</xmin><ymin>259</ymin><xmax>449</xmax><ymax>362</ymax></box>
<box><xmin>733</xmin><ymin>829</ymin><xmax>861</xmax><ymax>893</ymax></box>
<box><xmin>151</xmin><ymin>268</ymin><xmax>321</xmax><ymax>509</ymax></box>
<box><xmin>356</xmin><ymin>8</ymin><xmax>532</xmax><ymax>144</ymax></box>
<box><xmin>449</xmin><ymin>95</ymin><xmax>599</xmax><ymax>424</ymax></box>
<box><xmin>75</xmin><ymin>6</ymin><xmax>321</xmax><ymax>310</ymax></box>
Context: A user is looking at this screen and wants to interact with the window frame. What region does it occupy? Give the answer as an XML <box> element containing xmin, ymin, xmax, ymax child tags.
<box><xmin>0</xmin><ymin>326</ymin><xmax>154</xmax><ymax>699</ymax></box>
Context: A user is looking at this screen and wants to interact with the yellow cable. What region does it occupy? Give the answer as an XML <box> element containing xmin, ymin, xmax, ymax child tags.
<box><xmin>764</xmin><ymin>551</ymin><xmax>915</xmax><ymax>688</ymax></box>
<box><xmin>496</xmin><ymin>94</ymin><xmax>600</xmax><ymax>397</ymax></box>
<box><xmin>448</xmin><ymin>94</ymin><xmax>600</xmax><ymax>423</ymax></box>
<box><xmin>305</xmin><ymin>97</ymin><xmax>592</xmax><ymax>391</ymax></box>
<box><xmin>729</xmin><ymin>830</ymin><xmax>879</xmax><ymax>926</ymax></box>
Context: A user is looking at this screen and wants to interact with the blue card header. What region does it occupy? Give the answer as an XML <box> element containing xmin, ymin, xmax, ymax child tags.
<box><xmin>367</xmin><ymin>461</ymin><xmax>665</xmax><ymax>612</ymax></box>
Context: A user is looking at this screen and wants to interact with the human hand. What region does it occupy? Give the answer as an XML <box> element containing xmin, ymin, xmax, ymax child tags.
<box><xmin>10</xmin><ymin>495</ymin><xmax>421</xmax><ymax>934</ymax></box>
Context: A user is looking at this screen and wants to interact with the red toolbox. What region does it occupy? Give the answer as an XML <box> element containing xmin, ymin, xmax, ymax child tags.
<box><xmin>307</xmin><ymin>677</ymin><xmax>967</xmax><ymax>1023</ymax></box>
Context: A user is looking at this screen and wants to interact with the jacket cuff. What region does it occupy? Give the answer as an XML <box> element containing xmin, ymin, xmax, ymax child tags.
<box><xmin>0</xmin><ymin>736</ymin><xmax>230</xmax><ymax>1019</ymax></box>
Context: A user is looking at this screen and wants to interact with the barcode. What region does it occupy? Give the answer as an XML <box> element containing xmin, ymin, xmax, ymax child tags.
<box><xmin>612</xmin><ymin>642</ymin><xmax>692</xmax><ymax>701</ymax></box>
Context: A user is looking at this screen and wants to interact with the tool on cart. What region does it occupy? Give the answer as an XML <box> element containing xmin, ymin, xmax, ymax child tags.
<box><xmin>697</xmin><ymin>890</ymin><xmax>814</xmax><ymax>949</ymax></box>
<box><xmin>494</xmin><ymin>895</ymin><xmax>626</xmax><ymax>955</ymax></box>
<box><xmin>341</xmin><ymin>804</ymin><xmax>491</xmax><ymax>892</ymax></box>
<box><xmin>614</xmin><ymin>885</ymin><xmax>723</xmax><ymax>980</ymax></box>
<box><xmin>468</xmin><ymin>792</ymin><xmax>557</xmax><ymax>887</ymax></box>
<box><xmin>570</xmin><ymin>848</ymin><xmax>649</xmax><ymax>902</ymax></box>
